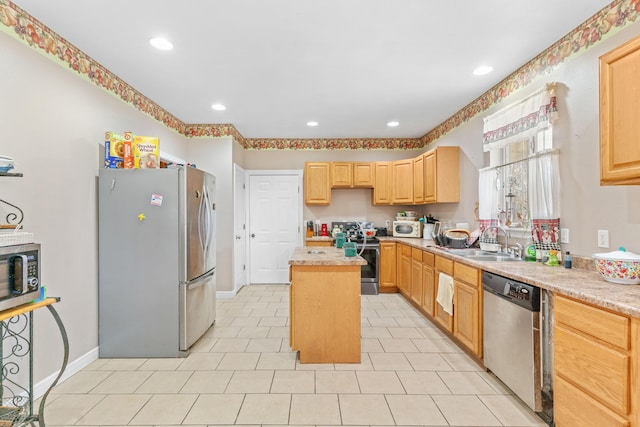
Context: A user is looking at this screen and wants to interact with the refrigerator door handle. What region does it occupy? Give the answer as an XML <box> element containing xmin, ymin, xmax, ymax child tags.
<box><xmin>186</xmin><ymin>269</ymin><xmax>215</xmax><ymax>290</ymax></box>
<box><xmin>197</xmin><ymin>185</ymin><xmax>206</xmax><ymax>259</ymax></box>
<box><xmin>203</xmin><ymin>185</ymin><xmax>212</xmax><ymax>260</ymax></box>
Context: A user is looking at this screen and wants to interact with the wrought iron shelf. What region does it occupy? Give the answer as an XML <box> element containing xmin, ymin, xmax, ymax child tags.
<box><xmin>1</xmin><ymin>172</ymin><xmax>24</xmax><ymax>224</ymax></box>
<box><xmin>0</xmin><ymin>172</ymin><xmax>23</xmax><ymax>177</ymax></box>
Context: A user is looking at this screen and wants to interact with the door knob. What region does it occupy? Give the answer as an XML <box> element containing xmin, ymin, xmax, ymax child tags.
<box><xmin>235</xmin><ymin>235</ymin><xmax>241</xmax><ymax>240</ymax></box>
<box><xmin>251</xmin><ymin>233</ymin><xmax>255</xmax><ymax>238</ymax></box>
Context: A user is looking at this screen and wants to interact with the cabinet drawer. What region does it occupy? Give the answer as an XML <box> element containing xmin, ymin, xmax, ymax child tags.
<box><xmin>435</xmin><ymin>256</ymin><xmax>453</xmax><ymax>275</ymax></box>
<box><xmin>554</xmin><ymin>375</ymin><xmax>630</xmax><ymax>427</ymax></box>
<box><xmin>555</xmin><ymin>326</ymin><xmax>630</xmax><ymax>414</ymax></box>
<box><xmin>422</xmin><ymin>251</ymin><xmax>434</xmax><ymax>266</ymax></box>
<box><xmin>454</xmin><ymin>262</ymin><xmax>479</xmax><ymax>287</ymax></box>
<box><xmin>555</xmin><ymin>295</ymin><xmax>630</xmax><ymax>349</ymax></box>
<box><xmin>412</xmin><ymin>247</ymin><xmax>422</xmax><ymax>261</ymax></box>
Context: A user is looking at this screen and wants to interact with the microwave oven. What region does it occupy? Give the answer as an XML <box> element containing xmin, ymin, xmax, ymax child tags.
<box><xmin>392</xmin><ymin>221</ymin><xmax>422</xmax><ymax>238</ymax></box>
<box><xmin>0</xmin><ymin>243</ymin><xmax>41</xmax><ymax>311</ymax></box>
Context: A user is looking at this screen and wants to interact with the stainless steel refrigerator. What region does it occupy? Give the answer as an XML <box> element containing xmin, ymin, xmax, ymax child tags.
<box><xmin>98</xmin><ymin>166</ymin><xmax>216</xmax><ymax>357</ymax></box>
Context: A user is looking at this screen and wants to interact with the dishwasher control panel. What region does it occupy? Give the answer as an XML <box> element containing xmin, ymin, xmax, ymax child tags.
<box><xmin>507</xmin><ymin>283</ymin><xmax>531</xmax><ymax>301</ymax></box>
<box><xmin>482</xmin><ymin>271</ymin><xmax>540</xmax><ymax>311</ymax></box>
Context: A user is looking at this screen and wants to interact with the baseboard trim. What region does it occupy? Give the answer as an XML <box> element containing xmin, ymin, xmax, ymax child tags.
<box><xmin>34</xmin><ymin>346</ymin><xmax>99</xmax><ymax>399</ymax></box>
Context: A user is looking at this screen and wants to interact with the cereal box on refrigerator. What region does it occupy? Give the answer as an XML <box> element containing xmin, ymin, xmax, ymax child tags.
<box><xmin>123</xmin><ymin>131</ymin><xmax>134</xmax><ymax>169</ymax></box>
<box><xmin>104</xmin><ymin>131</ymin><xmax>125</xmax><ymax>168</ymax></box>
<box><xmin>133</xmin><ymin>135</ymin><xmax>160</xmax><ymax>168</ymax></box>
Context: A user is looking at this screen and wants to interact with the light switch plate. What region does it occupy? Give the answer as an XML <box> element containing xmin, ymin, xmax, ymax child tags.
<box><xmin>597</xmin><ymin>230</ymin><xmax>609</xmax><ymax>248</ymax></box>
<box><xmin>560</xmin><ymin>228</ymin><xmax>569</xmax><ymax>244</ymax></box>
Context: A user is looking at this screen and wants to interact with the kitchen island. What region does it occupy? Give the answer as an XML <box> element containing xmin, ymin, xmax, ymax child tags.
<box><xmin>288</xmin><ymin>246</ymin><xmax>366</xmax><ymax>363</ymax></box>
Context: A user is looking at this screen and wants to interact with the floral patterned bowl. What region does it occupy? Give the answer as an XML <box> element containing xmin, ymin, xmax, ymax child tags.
<box><xmin>593</xmin><ymin>247</ymin><xmax>640</xmax><ymax>285</ymax></box>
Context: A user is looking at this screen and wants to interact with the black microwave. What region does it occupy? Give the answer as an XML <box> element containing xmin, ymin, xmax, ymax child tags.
<box><xmin>0</xmin><ymin>243</ymin><xmax>40</xmax><ymax>311</ymax></box>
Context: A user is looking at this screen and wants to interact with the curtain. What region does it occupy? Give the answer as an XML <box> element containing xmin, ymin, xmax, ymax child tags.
<box><xmin>478</xmin><ymin>168</ymin><xmax>501</xmax><ymax>244</ymax></box>
<box><xmin>528</xmin><ymin>150</ymin><xmax>561</xmax><ymax>251</ymax></box>
<box><xmin>483</xmin><ymin>83</ymin><xmax>558</xmax><ymax>152</ymax></box>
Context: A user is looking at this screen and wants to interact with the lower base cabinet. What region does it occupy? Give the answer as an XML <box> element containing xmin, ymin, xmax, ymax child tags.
<box><xmin>421</xmin><ymin>252</ymin><xmax>435</xmax><ymax>316</ymax></box>
<box><xmin>379</xmin><ymin>241</ymin><xmax>397</xmax><ymax>292</ymax></box>
<box><xmin>554</xmin><ymin>294</ymin><xmax>639</xmax><ymax>427</ymax></box>
<box><xmin>433</xmin><ymin>255</ymin><xmax>454</xmax><ymax>333</ymax></box>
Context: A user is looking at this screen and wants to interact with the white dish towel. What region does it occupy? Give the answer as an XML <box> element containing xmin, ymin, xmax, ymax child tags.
<box><xmin>436</xmin><ymin>272</ymin><xmax>454</xmax><ymax>316</ymax></box>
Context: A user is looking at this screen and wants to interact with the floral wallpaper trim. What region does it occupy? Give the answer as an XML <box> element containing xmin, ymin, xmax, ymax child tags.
<box><xmin>422</xmin><ymin>0</ymin><xmax>639</xmax><ymax>146</ymax></box>
<box><xmin>1</xmin><ymin>0</ymin><xmax>639</xmax><ymax>150</ymax></box>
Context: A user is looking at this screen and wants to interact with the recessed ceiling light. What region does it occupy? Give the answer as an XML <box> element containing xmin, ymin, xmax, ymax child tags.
<box><xmin>307</xmin><ymin>121</ymin><xmax>318</xmax><ymax>127</ymax></box>
<box><xmin>387</xmin><ymin>121</ymin><xmax>400</xmax><ymax>127</ymax></box>
<box><xmin>149</xmin><ymin>37</ymin><xmax>173</xmax><ymax>51</ymax></box>
<box><xmin>473</xmin><ymin>65</ymin><xmax>493</xmax><ymax>76</ymax></box>
<box><xmin>211</xmin><ymin>103</ymin><xmax>226</xmax><ymax>111</ymax></box>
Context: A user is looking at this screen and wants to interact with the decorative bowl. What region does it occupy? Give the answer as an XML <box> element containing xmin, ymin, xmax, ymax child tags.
<box><xmin>363</xmin><ymin>228</ymin><xmax>377</xmax><ymax>238</ymax></box>
<box><xmin>0</xmin><ymin>165</ymin><xmax>14</xmax><ymax>173</ymax></box>
<box><xmin>593</xmin><ymin>247</ymin><xmax>640</xmax><ymax>285</ymax></box>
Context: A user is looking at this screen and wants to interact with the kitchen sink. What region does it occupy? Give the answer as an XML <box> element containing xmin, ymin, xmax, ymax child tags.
<box><xmin>463</xmin><ymin>254</ymin><xmax>521</xmax><ymax>262</ymax></box>
<box><xmin>307</xmin><ymin>250</ymin><xmax>328</xmax><ymax>254</ymax></box>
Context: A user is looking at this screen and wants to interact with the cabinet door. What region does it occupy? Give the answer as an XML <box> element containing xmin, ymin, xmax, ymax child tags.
<box><xmin>413</xmin><ymin>154</ymin><xmax>425</xmax><ymax>204</ymax></box>
<box><xmin>600</xmin><ymin>34</ymin><xmax>640</xmax><ymax>185</ymax></box>
<box><xmin>373</xmin><ymin>162</ymin><xmax>392</xmax><ymax>204</ymax></box>
<box><xmin>409</xmin><ymin>248</ymin><xmax>423</xmax><ymax>306</ymax></box>
<box><xmin>453</xmin><ymin>280</ymin><xmax>480</xmax><ymax>356</ymax></box>
<box><xmin>304</xmin><ymin>162</ymin><xmax>331</xmax><ymax>205</ymax></box>
<box><xmin>424</xmin><ymin>151</ymin><xmax>436</xmax><ymax>203</ymax></box>
<box><xmin>353</xmin><ymin>162</ymin><xmax>375</xmax><ymax>187</ymax></box>
<box><xmin>433</xmin><ymin>256</ymin><xmax>454</xmax><ymax>332</ymax></box>
<box><xmin>391</xmin><ymin>159</ymin><xmax>414</xmax><ymax>204</ymax></box>
<box><xmin>422</xmin><ymin>253</ymin><xmax>435</xmax><ymax>316</ymax></box>
<box><xmin>398</xmin><ymin>244</ymin><xmax>412</xmax><ymax>296</ymax></box>
<box><xmin>330</xmin><ymin>162</ymin><xmax>353</xmax><ymax>187</ymax></box>
<box><xmin>379</xmin><ymin>241</ymin><xmax>397</xmax><ymax>292</ymax></box>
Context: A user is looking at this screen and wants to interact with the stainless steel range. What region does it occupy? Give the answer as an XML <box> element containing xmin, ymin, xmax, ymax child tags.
<box><xmin>332</xmin><ymin>222</ymin><xmax>380</xmax><ymax>295</ymax></box>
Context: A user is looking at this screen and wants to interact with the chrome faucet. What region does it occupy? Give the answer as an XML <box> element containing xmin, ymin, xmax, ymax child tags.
<box><xmin>481</xmin><ymin>225</ymin><xmax>510</xmax><ymax>253</ymax></box>
<box><xmin>509</xmin><ymin>242</ymin><xmax>523</xmax><ymax>259</ymax></box>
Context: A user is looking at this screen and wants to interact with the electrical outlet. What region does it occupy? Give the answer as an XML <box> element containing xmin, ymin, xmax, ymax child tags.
<box><xmin>597</xmin><ymin>230</ymin><xmax>609</xmax><ymax>248</ymax></box>
<box><xmin>560</xmin><ymin>228</ymin><xmax>569</xmax><ymax>244</ymax></box>
<box><xmin>385</xmin><ymin>220</ymin><xmax>391</xmax><ymax>228</ymax></box>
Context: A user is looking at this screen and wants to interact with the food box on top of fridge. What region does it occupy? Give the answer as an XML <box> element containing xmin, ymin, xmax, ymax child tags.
<box><xmin>123</xmin><ymin>131</ymin><xmax>134</xmax><ymax>169</ymax></box>
<box><xmin>104</xmin><ymin>131</ymin><xmax>125</xmax><ymax>168</ymax></box>
<box><xmin>133</xmin><ymin>135</ymin><xmax>160</xmax><ymax>168</ymax></box>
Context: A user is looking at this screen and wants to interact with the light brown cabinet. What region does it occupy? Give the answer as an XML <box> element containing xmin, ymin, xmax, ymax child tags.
<box><xmin>304</xmin><ymin>162</ymin><xmax>331</xmax><ymax>205</ymax></box>
<box><xmin>391</xmin><ymin>159</ymin><xmax>414</xmax><ymax>204</ymax></box>
<box><xmin>379</xmin><ymin>241</ymin><xmax>397</xmax><ymax>292</ymax></box>
<box><xmin>453</xmin><ymin>262</ymin><xmax>482</xmax><ymax>357</ymax></box>
<box><xmin>554</xmin><ymin>295</ymin><xmax>639</xmax><ymax>427</ymax></box>
<box><xmin>409</xmin><ymin>248</ymin><xmax>423</xmax><ymax>307</ymax></box>
<box><xmin>421</xmin><ymin>252</ymin><xmax>435</xmax><ymax>316</ymax></box>
<box><xmin>306</xmin><ymin>240</ymin><xmax>333</xmax><ymax>247</ymax></box>
<box><xmin>373</xmin><ymin>162</ymin><xmax>392</xmax><ymax>205</ymax></box>
<box><xmin>413</xmin><ymin>154</ymin><xmax>425</xmax><ymax>204</ymax></box>
<box><xmin>330</xmin><ymin>162</ymin><xmax>353</xmax><ymax>187</ymax></box>
<box><xmin>397</xmin><ymin>244</ymin><xmax>412</xmax><ymax>296</ymax></box>
<box><xmin>433</xmin><ymin>255</ymin><xmax>454</xmax><ymax>332</ymax></box>
<box><xmin>600</xmin><ymin>34</ymin><xmax>640</xmax><ymax>185</ymax></box>
<box><xmin>424</xmin><ymin>146</ymin><xmax>460</xmax><ymax>203</ymax></box>
<box><xmin>353</xmin><ymin>162</ymin><xmax>375</xmax><ymax>187</ymax></box>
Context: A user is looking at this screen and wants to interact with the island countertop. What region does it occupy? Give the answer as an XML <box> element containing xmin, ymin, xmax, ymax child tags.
<box><xmin>289</xmin><ymin>246</ymin><xmax>367</xmax><ymax>266</ymax></box>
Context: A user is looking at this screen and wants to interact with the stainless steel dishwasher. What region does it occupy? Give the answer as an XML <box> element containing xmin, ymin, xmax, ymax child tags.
<box><xmin>483</xmin><ymin>271</ymin><xmax>542</xmax><ymax>412</ymax></box>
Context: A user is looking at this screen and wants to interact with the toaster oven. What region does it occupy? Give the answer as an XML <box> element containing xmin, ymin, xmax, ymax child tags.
<box><xmin>392</xmin><ymin>220</ymin><xmax>422</xmax><ymax>238</ymax></box>
<box><xmin>0</xmin><ymin>243</ymin><xmax>40</xmax><ymax>311</ymax></box>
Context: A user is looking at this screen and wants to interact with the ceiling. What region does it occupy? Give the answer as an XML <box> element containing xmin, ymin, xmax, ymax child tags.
<box><xmin>12</xmin><ymin>0</ymin><xmax>612</xmax><ymax>139</ymax></box>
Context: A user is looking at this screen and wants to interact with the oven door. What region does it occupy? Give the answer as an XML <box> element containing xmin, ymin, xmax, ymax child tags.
<box><xmin>357</xmin><ymin>244</ymin><xmax>379</xmax><ymax>295</ymax></box>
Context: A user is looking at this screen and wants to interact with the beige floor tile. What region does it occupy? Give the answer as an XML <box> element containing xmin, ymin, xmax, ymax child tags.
<box><xmin>316</xmin><ymin>371</ymin><xmax>360</xmax><ymax>393</ymax></box>
<box><xmin>268</xmin><ymin>326</ymin><xmax>290</xmax><ymax>338</ymax></box>
<box><xmin>81</xmin><ymin>359</ymin><xmax>110</xmax><ymax>370</ymax></box>
<box><xmin>258</xmin><ymin>316</ymin><xmax>287</xmax><ymax>326</ymax></box>
<box><xmin>211</xmin><ymin>326</ymin><xmax>242</xmax><ymax>338</ymax></box>
<box><xmin>335</xmin><ymin>353</ymin><xmax>375</xmax><ymax>371</ymax></box>
<box><xmin>236</xmin><ymin>393</ymin><xmax>291</xmax><ymax>424</ymax></box>
<box><xmin>94</xmin><ymin>358</ymin><xmax>147</xmax><ymax>371</ymax></box>
<box><xmin>433</xmin><ymin>395</ymin><xmax>502</xmax><ymax>426</ymax></box>
<box><xmin>90</xmin><ymin>371</ymin><xmax>152</xmax><ymax>394</ymax></box>
<box><xmin>441</xmin><ymin>353</ymin><xmax>483</xmax><ymax>371</ymax></box>
<box><xmin>290</xmin><ymin>393</ymin><xmax>342</xmax><ymax>425</ymax></box>
<box><xmin>76</xmin><ymin>394</ymin><xmax>151</xmax><ymax>425</ymax></box>
<box><xmin>180</xmin><ymin>370</ymin><xmax>233</xmax><ymax>393</ymax></box>
<box><xmin>438</xmin><ymin>371</ymin><xmax>498</xmax><ymax>394</ymax></box>
<box><xmin>479</xmin><ymin>394</ymin><xmax>548</xmax><ymax>426</ymax></box>
<box><xmin>129</xmin><ymin>393</ymin><xmax>198</xmax><ymax>425</ymax></box>
<box><xmin>271</xmin><ymin>370</ymin><xmax>315</xmax><ymax>393</ymax></box>
<box><xmin>404</xmin><ymin>353</ymin><xmax>453</xmax><ymax>371</ymax></box>
<box><xmin>256</xmin><ymin>352</ymin><xmax>297</xmax><ymax>370</ymax></box>
<box><xmin>135</xmin><ymin>370</ymin><xmax>193</xmax><ymax>393</ymax></box>
<box><xmin>376</xmin><ymin>308</ymin><xmax>405</xmax><ymax>318</ymax></box>
<box><xmin>245</xmin><ymin>337</ymin><xmax>283</xmax><ymax>352</ymax></box>
<box><xmin>138</xmin><ymin>358</ymin><xmax>184</xmax><ymax>371</ymax></box>
<box><xmin>386</xmin><ymin>394</ymin><xmax>448</xmax><ymax>425</ymax></box>
<box><xmin>51</xmin><ymin>370</ymin><xmax>112</xmax><ymax>394</ymax></box>
<box><xmin>379</xmin><ymin>338</ymin><xmax>420</xmax><ymax>352</ymax></box>
<box><xmin>41</xmin><ymin>394</ymin><xmax>105</xmax><ymax>425</ymax></box>
<box><xmin>417</xmin><ymin>327</ymin><xmax>448</xmax><ymax>339</ymax></box>
<box><xmin>226</xmin><ymin>370</ymin><xmax>275</xmax><ymax>393</ymax></box>
<box><xmin>182</xmin><ymin>393</ymin><xmax>245</xmax><ymax>424</ymax></box>
<box><xmin>477</xmin><ymin>370</ymin><xmax>515</xmax><ymax>394</ymax></box>
<box><xmin>356</xmin><ymin>371</ymin><xmax>405</xmax><ymax>394</ymax></box>
<box><xmin>217</xmin><ymin>352</ymin><xmax>260</xmax><ymax>370</ymax></box>
<box><xmin>368</xmin><ymin>352</ymin><xmax>413</xmax><ymax>371</ymax></box>
<box><xmin>211</xmin><ymin>338</ymin><xmax>251</xmax><ymax>352</ymax></box>
<box><xmin>397</xmin><ymin>371</ymin><xmax>451</xmax><ymax>394</ymax></box>
<box><xmin>387</xmin><ymin>327</ymin><xmax>424</xmax><ymax>338</ymax></box>
<box><xmin>360</xmin><ymin>326</ymin><xmax>392</xmax><ymax>338</ymax></box>
<box><xmin>339</xmin><ymin>394</ymin><xmax>395</xmax><ymax>425</ymax></box>
<box><xmin>412</xmin><ymin>337</ymin><xmax>458</xmax><ymax>353</ymax></box>
<box><xmin>236</xmin><ymin>326</ymin><xmax>271</xmax><ymax>338</ymax></box>
<box><xmin>231</xmin><ymin>317</ymin><xmax>262</xmax><ymax>327</ymax></box>
<box><xmin>177</xmin><ymin>352</ymin><xmax>224</xmax><ymax>370</ymax></box>
<box><xmin>295</xmin><ymin>361</ymin><xmax>335</xmax><ymax>370</ymax></box>
<box><xmin>251</xmin><ymin>308</ymin><xmax>279</xmax><ymax>317</ymax></box>
<box><xmin>362</xmin><ymin>338</ymin><xmax>384</xmax><ymax>352</ymax></box>
<box><xmin>190</xmin><ymin>337</ymin><xmax>216</xmax><ymax>352</ymax></box>
<box><xmin>366</xmin><ymin>316</ymin><xmax>399</xmax><ymax>327</ymax></box>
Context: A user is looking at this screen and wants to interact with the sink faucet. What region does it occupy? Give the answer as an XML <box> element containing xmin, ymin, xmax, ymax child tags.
<box><xmin>481</xmin><ymin>225</ymin><xmax>510</xmax><ymax>253</ymax></box>
<box><xmin>509</xmin><ymin>242</ymin><xmax>523</xmax><ymax>259</ymax></box>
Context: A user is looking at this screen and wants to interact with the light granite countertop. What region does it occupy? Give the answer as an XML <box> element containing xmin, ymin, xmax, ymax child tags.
<box><xmin>289</xmin><ymin>246</ymin><xmax>367</xmax><ymax>266</ymax></box>
<box><xmin>305</xmin><ymin>236</ymin><xmax>334</xmax><ymax>242</ymax></box>
<box><xmin>379</xmin><ymin>236</ymin><xmax>640</xmax><ymax>318</ymax></box>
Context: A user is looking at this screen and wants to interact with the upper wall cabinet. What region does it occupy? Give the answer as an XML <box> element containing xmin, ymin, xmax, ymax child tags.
<box><xmin>331</xmin><ymin>162</ymin><xmax>375</xmax><ymax>188</ymax></box>
<box><xmin>391</xmin><ymin>159</ymin><xmax>414</xmax><ymax>204</ymax></box>
<box><xmin>304</xmin><ymin>162</ymin><xmax>331</xmax><ymax>205</ymax></box>
<box><xmin>373</xmin><ymin>162</ymin><xmax>392</xmax><ymax>205</ymax></box>
<box><xmin>424</xmin><ymin>146</ymin><xmax>460</xmax><ymax>204</ymax></box>
<box><xmin>600</xmin><ymin>34</ymin><xmax>640</xmax><ymax>185</ymax></box>
<box><xmin>413</xmin><ymin>154</ymin><xmax>425</xmax><ymax>204</ymax></box>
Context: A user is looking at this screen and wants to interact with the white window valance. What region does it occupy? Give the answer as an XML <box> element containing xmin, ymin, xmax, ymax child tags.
<box><xmin>483</xmin><ymin>82</ymin><xmax>558</xmax><ymax>152</ymax></box>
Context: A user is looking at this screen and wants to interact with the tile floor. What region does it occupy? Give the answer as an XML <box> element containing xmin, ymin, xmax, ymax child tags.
<box><xmin>44</xmin><ymin>285</ymin><xmax>548</xmax><ymax>426</ymax></box>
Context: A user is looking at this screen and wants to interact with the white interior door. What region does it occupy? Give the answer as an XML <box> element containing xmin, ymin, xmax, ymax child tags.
<box><xmin>233</xmin><ymin>164</ymin><xmax>247</xmax><ymax>292</ymax></box>
<box><xmin>248</xmin><ymin>173</ymin><xmax>301</xmax><ymax>284</ymax></box>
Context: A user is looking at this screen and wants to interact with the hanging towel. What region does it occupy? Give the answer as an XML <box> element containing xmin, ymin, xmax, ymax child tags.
<box><xmin>436</xmin><ymin>272</ymin><xmax>454</xmax><ymax>316</ymax></box>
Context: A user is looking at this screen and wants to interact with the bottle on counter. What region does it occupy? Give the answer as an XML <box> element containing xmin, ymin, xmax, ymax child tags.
<box><xmin>564</xmin><ymin>251</ymin><xmax>572</xmax><ymax>268</ymax></box>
